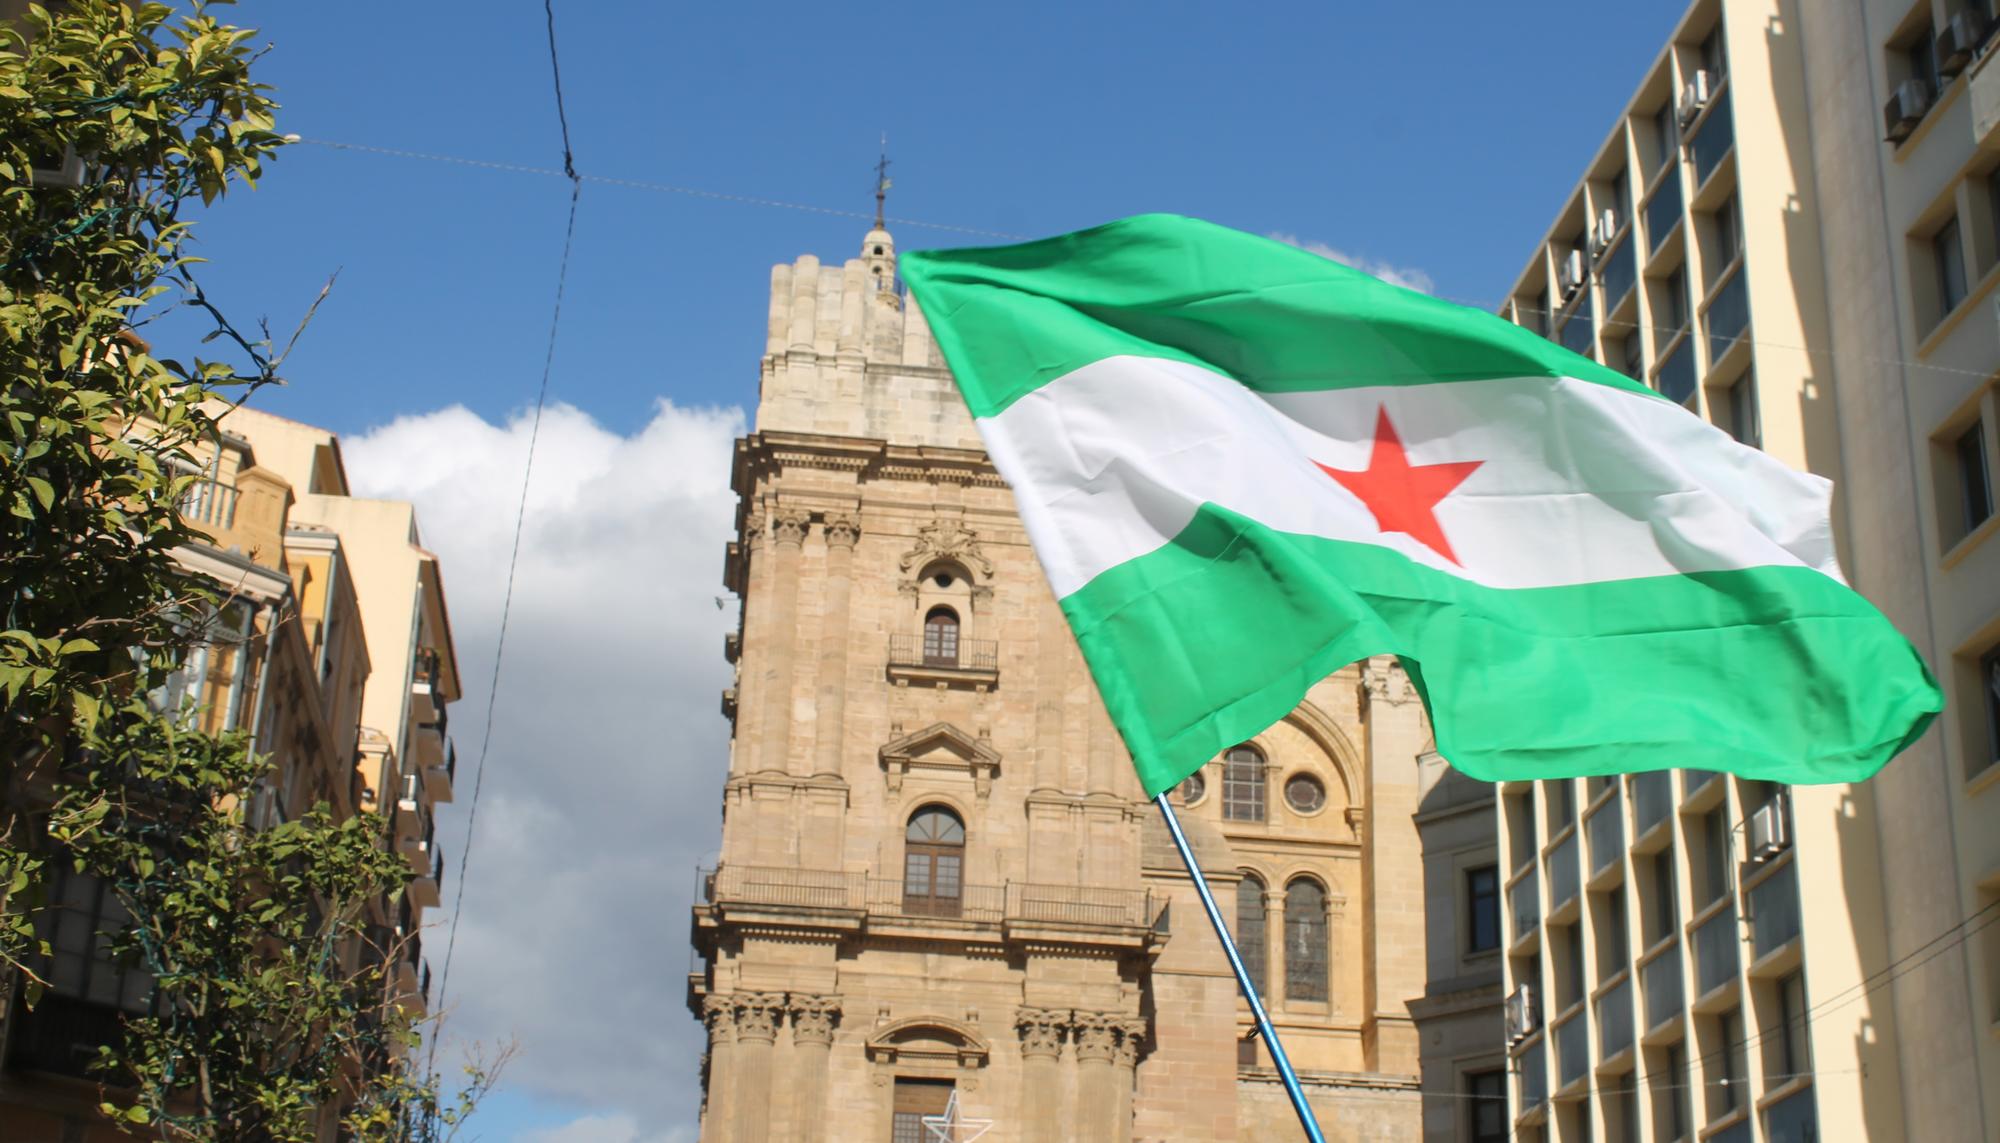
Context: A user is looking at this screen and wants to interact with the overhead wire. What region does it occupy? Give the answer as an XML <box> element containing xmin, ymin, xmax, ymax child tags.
<box><xmin>424</xmin><ymin>0</ymin><xmax>582</xmax><ymax>1071</ymax></box>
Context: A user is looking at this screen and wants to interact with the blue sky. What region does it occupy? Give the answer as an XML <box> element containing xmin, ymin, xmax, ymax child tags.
<box><xmin>157</xmin><ymin>4</ymin><xmax>1691</xmax><ymax>1140</ymax></box>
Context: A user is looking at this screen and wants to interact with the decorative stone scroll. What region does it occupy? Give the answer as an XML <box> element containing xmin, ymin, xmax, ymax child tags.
<box><xmin>899</xmin><ymin>518</ymin><xmax>994</xmax><ymax>578</ymax></box>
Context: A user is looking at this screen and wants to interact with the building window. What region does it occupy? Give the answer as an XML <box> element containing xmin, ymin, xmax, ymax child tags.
<box><xmin>922</xmin><ymin>607</ymin><xmax>960</xmax><ymax>667</ymax></box>
<box><xmin>1711</xmin><ymin>194</ymin><xmax>1741</xmax><ymax>277</ymax></box>
<box><xmin>1283</xmin><ymin>772</ymin><xmax>1325</xmax><ymax>814</ymax></box>
<box><xmin>1908</xmin><ymin>23</ymin><xmax>1941</xmax><ymax>98</ymax></box>
<box><xmin>1653</xmin><ymin>101</ymin><xmax>1676</xmax><ymax>171</ymax></box>
<box><xmin>1177</xmin><ymin>769</ymin><xmax>1207</xmax><ymax>805</ymax></box>
<box><xmin>1284</xmin><ymin>878</ymin><xmax>1329</xmax><ymax>1002</ymax></box>
<box><xmin>37</xmin><ymin>866</ymin><xmax>154</xmax><ymax>1012</ymax></box>
<box><xmin>1700</xmin><ymin>805</ymin><xmax>1732</xmax><ymax>907</ymax></box>
<box><xmin>1712</xmin><ymin>1008</ymin><xmax>1748</xmax><ymax>1118</ymax></box>
<box><xmin>1979</xmin><ymin>645</ymin><xmax>2000</xmax><ymax>775</ymax></box>
<box><xmin>1237</xmin><ymin>873</ymin><xmax>1269</xmax><ymax>996</ymax></box>
<box><xmin>1559</xmin><ymin>923</ymin><xmax>1586</xmax><ymax>1009</ymax></box>
<box><xmin>1603</xmin><ymin>885</ymin><xmax>1631</xmax><ymax>969</ymax></box>
<box><xmin>1467</xmin><ymin>1069</ymin><xmax>1507</xmax><ymax>1143</ymax></box>
<box><xmin>1619</xmin><ymin>331</ymin><xmax>1644</xmax><ymax>381</ymax></box>
<box><xmin>1700</xmin><ymin>21</ymin><xmax>1728</xmax><ymax>82</ymax></box>
<box><xmin>903</xmin><ymin>806</ymin><xmax>965</xmax><ymax>918</ymax></box>
<box><xmin>1467</xmin><ymin>865</ymin><xmax>1501</xmax><ymax>954</ymax></box>
<box><xmin>891</xmin><ymin>1078</ymin><xmax>953</xmax><ymax>1143</ymax></box>
<box><xmin>1650</xmin><ymin>847</ymin><xmax>1679</xmax><ymax>945</ymax></box>
<box><xmin>1237</xmin><ymin>1034</ymin><xmax>1260</xmax><ymax>1068</ymax></box>
<box><xmin>1775</xmin><ymin>970</ymin><xmax>1810</xmax><ymax>1082</ymax></box>
<box><xmin>1937</xmin><ymin>216</ymin><xmax>1969</xmax><ymax>317</ymax></box>
<box><xmin>1222</xmin><ymin>745</ymin><xmax>1267</xmax><ymax>822</ymax></box>
<box><xmin>1661</xmin><ymin>1043</ymin><xmax>1692</xmax><ymax>1139</ymax></box>
<box><xmin>1726</xmin><ymin>370</ymin><xmax>1761</xmax><ymax>448</ymax></box>
<box><xmin>1956</xmin><ymin>418</ymin><xmax>1994</xmax><ymax>536</ymax></box>
<box><xmin>1548</xmin><ymin>779</ymin><xmax>1576</xmax><ymax>830</ymax></box>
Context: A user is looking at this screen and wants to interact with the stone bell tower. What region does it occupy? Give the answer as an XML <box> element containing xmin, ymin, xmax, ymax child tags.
<box><xmin>688</xmin><ymin>213</ymin><xmax>1428</xmax><ymax>1141</ymax></box>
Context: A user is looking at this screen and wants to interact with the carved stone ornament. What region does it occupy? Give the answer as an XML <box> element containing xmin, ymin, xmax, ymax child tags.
<box><xmin>733</xmin><ymin>992</ymin><xmax>788</xmax><ymax>1043</ymax></box>
<box><xmin>702</xmin><ymin>994</ymin><xmax>737</xmax><ymax>1043</ymax></box>
<box><xmin>899</xmin><ymin>518</ymin><xmax>994</xmax><ymax>578</ymax></box>
<box><xmin>1014</xmin><ymin>1007</ymin><xmax>1070</xmax><ymax>1059</ymax></box>
<box><xmin>1113</xmin><ymin>1018</ymin><xmax>1148</xmax><ymax>1067</ymax></box>
<box><xmin>822</xmin><ymin>513</ymin><xmax>862</xmax><ymax>551</ymax></box>
<box><xmin>879</xmin><ymin>722</ymin><xmax>1001</xmax><ymax>801</ymax></box>
<box><xmin>1360</xmin><ymin>656</ymin><xmax>1419</xmax><ymax>707</ymax></box>
<box><xmin>790</xmin><ymin>994</ymin><xmax>842</xmax><ymax>1045</ymax></box>
<box><xmin>1072</xmin><ymin>1011</ymin><xmax>1119</xmax><ymax>1062</ymax></box>
<box><xmin>770</xmin><ymin>508</ymin><xmax>812</xmax><ymax>549</ymax></box>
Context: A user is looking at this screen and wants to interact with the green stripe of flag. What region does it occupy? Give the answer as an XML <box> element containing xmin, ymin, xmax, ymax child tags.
<box><xmin>903</xmin><ymin>213</ymin><xmax>1645</xmax><ymax>419</ymax></box>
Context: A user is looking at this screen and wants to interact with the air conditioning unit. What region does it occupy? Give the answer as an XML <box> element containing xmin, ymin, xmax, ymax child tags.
<box><xmin>29</xmin><ymin>144</ymin><xmax>86</xmax><ymax>189</ymax></box>
<box><xmin>1885</xmin><ymin>77</ymin><xmax>1933</xmax><ymax>142</ymax></box>
<box><xmin>1748</xmin><ymin>798</ymin><xmax>1789</xmax><ymax>862</ymax></box>
<box><xmin>1504</xmin><ymin>984</ymin><xmax>1540</xmax><ymax>1043</ymax></box>
<box><xmin>1937</xmin><ymin>9</ymin><xmax>1989</xmax><ymax>79</ymax></box>
<box><xmin>1678</xmin><ymin>70</ymin><xmax>1714</xmax><ymax>126</ymax></box>
<box><xmin>1558</xmin><ymin>249</ymin><xmax>1586</xmax><ymax>297</ymax></box>
<box><xmin>1589</xmin><ymin>208</ymin><xmax>1619</xmax><ymax>255</ymax></box>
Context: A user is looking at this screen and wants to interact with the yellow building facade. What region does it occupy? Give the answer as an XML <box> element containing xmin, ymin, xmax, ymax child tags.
<box><xmin>688</xmin><ymin>225</ymin><xmax>1436</xmax><ymax>1141</ymax></box>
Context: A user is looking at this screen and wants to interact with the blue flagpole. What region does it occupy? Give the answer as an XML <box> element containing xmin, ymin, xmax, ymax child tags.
<box><xmin>1154</xmin><ymin>793</ymin><xmax>1327</xmax><ymax>1143</ymax></box>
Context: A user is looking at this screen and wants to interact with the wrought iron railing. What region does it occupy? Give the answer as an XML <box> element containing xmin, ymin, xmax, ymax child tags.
<box><xmin>701</xmin><ymin>864</ymin><xmax>1151</xmax><ymax>928</ymax></box>
<box><xmin>886</xmin><ymin>633</ymin><xmax>998</xmax><ymax>671</ymax></box>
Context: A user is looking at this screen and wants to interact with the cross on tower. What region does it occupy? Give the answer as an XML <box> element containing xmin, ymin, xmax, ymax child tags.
<box><xmin>874</xmin><ymin>132</ymin><xmax>893</xmax><ymax>228</ymax></box>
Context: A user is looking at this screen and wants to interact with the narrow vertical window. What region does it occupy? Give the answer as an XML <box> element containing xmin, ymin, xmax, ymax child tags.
<box><xmin>1222</xmin><ymin>745</ymin><xmax>1267</xmax><ymax>822</ymax></box>
<box><xmin>1467</xmin><ymin>1070</ymin><xmax>1507</xmax><ymax>1143</ymax></box>
<box><xmin>921</xmin><ymin>606</ymin><xmax>959</xmax><ymax>667</ymax></box>
<box><xmin>1236</xmin><ymin>873</ymin><xmax>1268</xmax><ymax>996</ymax></box>
<box><xmin>1701</xmin><ymin>806</ymin><xmax>1732</xmax><ymax>907</ymax></box>
<box><xmin>1937</xmin><ymin>216</ymin><xmax>1969</xmax><ymax>316</ymax></box>
<box><xmin>1284</xmin><ymin>878</ymin><xmax>1329</xmax><ymax>1002</ymax></box>
<box><xmin>1651</xmin><ymin>847</ymin><xmax>1679</xmax><ymax>944</ymax></box>
<box><xmin>1979</xmin><ymin>645</ymin><xmax>2000</xmax><ymax>775</ymax></box>
<box><xmin>1776</xmin><ymin>971</ymin><xmax>1810</xmax><ymax>1081</ymax></box>
<box><xmin>1727</xmin><ymin>371</ymin><xmax>1761</xmax><ymax>449</ymax></box>
<box><xmin>1467</xmin><ymin>865</ymin><xmax>1500</xmax><ymax>954</ymax></box>
<box><xmin>1653</xmin><ymin>101</ymin><xmax>1676</xmax><ymax>168</ymax></box>
<box><xmin>1957</xmin><ymin>419</ymin><xmax>1993</xmax><ymax>534</ymax></box>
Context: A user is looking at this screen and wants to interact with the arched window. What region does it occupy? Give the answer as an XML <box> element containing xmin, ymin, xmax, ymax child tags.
<box><xmin>1222</xmin><ymin>745</ymin><xmax>1266</xmax><ymax>822</ymax></box>
<box><xmin>1235</xmin><ymin>873</ymin><xmax>1268</xmax><ymax>996</ymax></box>
<box><xmin>923</xmin><ymin>606</ymin><xmax>960</xmax><ymax>668</ymax></box>
<box><xmin>904</xmin><ymin>806</ymin><xmax>965</xmax><ymax>918</ymax></box>
<box><xmin>1285</xmin><ymin>878</ymin><xmax>1329</xmax><ymax>1002</ymax></box>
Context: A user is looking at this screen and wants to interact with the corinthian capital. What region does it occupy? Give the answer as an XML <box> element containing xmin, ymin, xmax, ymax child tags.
<box><xmin>1014</xmin><ymin>1006</ymin><xmax>1070</xmax><ymax>1059</ymax></box>
<box><xmin>770</xmin><ymin>508</ymin><xmax>812</xmax><ymax>549</ymax></box>
<box><xmin>733</xmin><ymin>991</ymin><xmax>788</xmax><ymax>1043</ymax></box>
<box><xmin>789</xmin><ymin>993</ymin><xmax>842</xmax><ymax>1045</ymax></box>
<box><xmin>822</xmin><ymin>513</ymin><xmax>862</xmax><ymax>551</ymax></box>
<box><xmin>1072</xmin><ymin>1011</ymin><xmax>1119</xmax><ymax>1062</ymax></box>
<box><xmin>702</xmin><ymin>994</ymin><xmax>737</xmax><ymax>1043</ymax></box>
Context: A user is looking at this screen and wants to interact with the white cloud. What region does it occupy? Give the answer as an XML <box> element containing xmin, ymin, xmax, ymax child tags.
<box><xmin>344</xmin><ymin>399</ymin><xmax>744</xmax><ymax>1137</ymax></box>
<box><xmin>1266</xmin><ymin>231</ymin><xmax>1435</xmax><ymax>294</ymax></box>
<box><xmin>518</xmin><ymin>1113</ymin><xmax>697</xmax><ymax>1143</ymax></box>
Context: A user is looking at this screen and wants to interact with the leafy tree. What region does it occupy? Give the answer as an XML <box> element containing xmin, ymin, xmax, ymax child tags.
<box><xmin>0</xmin><ymin>4</ymin><xmax>496</xmax><ymax>1139</ymax></box>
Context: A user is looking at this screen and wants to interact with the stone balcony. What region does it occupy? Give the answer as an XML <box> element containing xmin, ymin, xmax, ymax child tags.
<box><xmin>884</xmin><ymin>634</ymin><xmax>999</xmax><ymax>692</ymax></box>
<box><xmin>693</xmin><ymin>863</ymin><xmax>1163</xmax><ymax>952</ymax></box>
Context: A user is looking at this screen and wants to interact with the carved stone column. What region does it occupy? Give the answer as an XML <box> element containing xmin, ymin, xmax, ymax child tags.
<box><xmin>1016</xmin><ymin>1007</ymin><xmax>1070</xmax><ymax>1141</ymax></box>
<box><xmin>755</xmin><ymin>508</ymin><xmax>810</xmax><ymax>775</ymax></box>
<box><xmin>1073</xmin><ymin>1011</ymin><xmax>1120</xmax><ymax>1142</ymax></box>
<box><xmin>730</xmin><ymin>992</ymin><xmax>787</xmax><ymax>1142</ymax></box>
<box><xmin>787</xmin><ymin>994</ymin><xmax>841</xmax><ymax>1143</ymax></box>
<box><xmin>1111</xmin><ymin>1018</ymin><xmax>1147</xmax><ymax>1143</ymax></box>
<box><xmin>810</xmin><ymin>515</ymin><xmax>860</xmax><ymax>778</ymax></box>
<box><xmin>701</xmin><ymin>995</ymin><xmax>738</xmax><ymax>1143</ymax></box>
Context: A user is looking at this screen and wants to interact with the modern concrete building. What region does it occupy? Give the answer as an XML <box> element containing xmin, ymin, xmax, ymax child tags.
<box><xmin>1492</xmin><ymin>0</ymin><xmax>2000</xmax><ymax>1139</ymax></box>
<box><xmin>0</xmin><ymin>406</ymin><xmax>462</xmax><ymax>1138</ymax></box>
<box><xmin>686</xmin><ymin>221</ymin><xmax>1439</xmax><ymax>1141</ymax></box>
<box><xmin>1410</xmin><ymin>754</ymin><xmax>1504</xmax><ymax>1142</ymax></box>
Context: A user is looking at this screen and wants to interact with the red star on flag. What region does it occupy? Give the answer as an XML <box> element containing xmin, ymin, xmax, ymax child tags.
<box><xmin>1315</xmin><ymin>407</ymin><xmax>1483</xmax><ymax>565</ymax></box>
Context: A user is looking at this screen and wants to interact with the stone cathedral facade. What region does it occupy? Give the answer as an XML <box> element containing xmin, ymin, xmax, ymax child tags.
<box><xmin>687</xmin><ymin>222</ymin><xmax>1430</xmax><ymax>1141</ymax></box>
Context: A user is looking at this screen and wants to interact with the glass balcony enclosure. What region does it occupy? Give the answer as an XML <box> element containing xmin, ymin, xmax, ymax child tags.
<box><xmin>1690</xmin><ymin>89</ymin><xmax>1735</xmax><ymax>187</ymax></box>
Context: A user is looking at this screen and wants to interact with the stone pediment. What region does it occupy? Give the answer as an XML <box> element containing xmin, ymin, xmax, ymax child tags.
<box><xmin>880</xmin><ymin>722</ymin><xmax>1000</xmax><ymax>800</ymax></box>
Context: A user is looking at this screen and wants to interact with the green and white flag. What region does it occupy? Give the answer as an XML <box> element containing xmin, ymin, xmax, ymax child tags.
<box><xmin>900</xmin><ymin>214</ymin><xmax>1940</xmax><ymax>796</ymax></box>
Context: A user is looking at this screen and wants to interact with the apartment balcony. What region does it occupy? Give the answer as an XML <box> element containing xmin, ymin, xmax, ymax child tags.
<box><xmin>1553</xmin><ymin>1008</ymin><xmax>1589</xmax><ymax>1095</ymax></box>
<box><xmin>1547</xmin><ymin>830</ymin><xmax>1581</xmax><ymax>921</ymax></box>
<box><xmin>409</xmin><ymin>839</ymin><xmax>442</xmax><ymax>910</ymax></box>
<box><xmin>1640</xmin><ymin>940</ymin><xmax>1684</xmax><ymax>1038</ymax></box>
<box><xmin>1585</xmin><ymin>792</ymin><xmax>1624</xmax><ymax>886</ymax></box>
<box><xmin>1692</xmin><ymin>903</ymin><xmax>1741</xmax><ymax>1004</ymax></box>
<box><xmin>1747</xmin><ymin>857</ymin><xmax>1802</xmax><ymax>974</ymax></box>
<box><xmin>1514</xmin><ymin>1038</ymin><xmax>1548</xmax><ymax>1122</ymax></box>
<box><xmin>1595</xmin><ymin>973</ymin><xmax>1634</xmax><ymax>1065</ymax></box>
<box><xmin>423</xmin><ymin>738</ymin><xmax>456</xmax><ymax>805</ymax></box>
<box><xmin>177</xmin><ymin>476</ymin><xmax>240</xmax><ymax>530</ymax></box>
<box><xmin>410</xmin><ymin>704</ymin><xmax>447</xmax><ymax>770</ymax></box>
<box><xmin>885</xmin><ymin>634</ymin><xmax>1000</xmax><ymax>692</ymax></box>
<box><xmin>1509</xmin><ymin>865</ymin><xmax>1541</xmax><ymax>948</ymax></box>
<box><xmin>696</xmin><ymin>863</ymin><xmax>1159</xmax><ymax>948</ymax></box>
<box><xmin>410</xmin><ymin>648</ymin><xmax>443</xmax><ymax>725</ymax></box>
<box><xmin>1631</xmin><ymin>771</ymin><xmax>1673</xmax><ymax>847</ymax></box>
